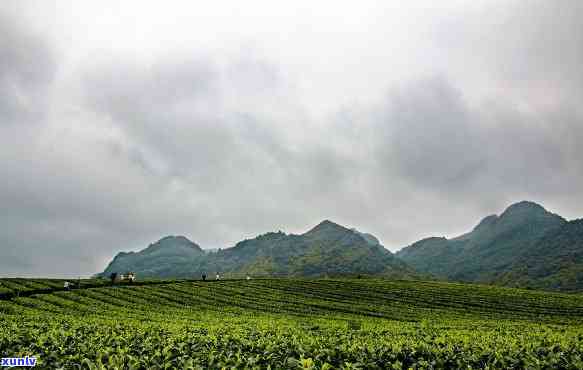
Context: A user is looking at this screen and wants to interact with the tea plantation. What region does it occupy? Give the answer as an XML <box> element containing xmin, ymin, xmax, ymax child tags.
<box><xmin>2</xmin><ymin>278</ymin><xmax>583</xmax><ymax>369</ymax></box>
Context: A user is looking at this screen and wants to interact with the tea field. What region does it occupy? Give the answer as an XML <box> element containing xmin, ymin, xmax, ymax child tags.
<box><xmin>2</xmin><ymin>278</ymin><xmax>583</xmax><ymax>369</ymax></box>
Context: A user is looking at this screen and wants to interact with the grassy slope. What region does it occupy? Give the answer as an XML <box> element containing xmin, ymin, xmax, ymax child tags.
<box><xmin>2</xmin><ymin>278</ymin><xmax>583</xmax><ymax>368</ymax></box>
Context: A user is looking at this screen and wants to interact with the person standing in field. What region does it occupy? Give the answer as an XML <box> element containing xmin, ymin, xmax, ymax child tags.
<box><xmin>202</xmin><ymin>273</ymin><xmax>206</xmax><ymax>281</ymax></box>
<box><xmin>110</xmin><ymin>272</ymin><xmax>117</xmax><ymax>285</ymax></box>
<box><xmin>216</xmin><ymin>272</ymin><xmax>220</xmax><ymax>281</ymax></box>
<box><xmin>64</xmin><ymin>281</ymin><xmax>70</xmax><ymax>291</ymax></box>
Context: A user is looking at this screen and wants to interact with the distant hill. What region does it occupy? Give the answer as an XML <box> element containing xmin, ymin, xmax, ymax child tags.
<box><xmin>101</xmin><ymin>236</ymin><xmax>205</xmax><ymax>278</ymax></box>
<box><xmin>101</xmin><ymin>201</ymin><xmax>583</xmax><ymax>290</ymax></box>
<box><xmin>100</xmin><ymin>220</ymin><xmax>415</xmax><ymax>279</ymax></box>
<box><xmin>396</xmin><ymin>201</ymin><xmax>581</xmax><ymax>289</ymax></box>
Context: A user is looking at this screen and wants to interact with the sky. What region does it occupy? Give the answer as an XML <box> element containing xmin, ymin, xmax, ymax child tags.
<box><xmin>1</xmin><ymin>1</ymin><xmax>582</xmax><ymax>277</ymax></box>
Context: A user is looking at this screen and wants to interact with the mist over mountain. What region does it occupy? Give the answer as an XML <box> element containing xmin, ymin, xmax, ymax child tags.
<box><xmin>1</xmin><ymin>2</ymin><xmax>583</xmax><ymax>278</ymax></box>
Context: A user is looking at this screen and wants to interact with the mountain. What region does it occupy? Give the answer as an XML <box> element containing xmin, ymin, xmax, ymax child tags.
<box><xmin>397</xmin><ymin>201</ymin><xmax>569</xmax><ymax>286</ymax></box>
<box><xmin>495</xmin><ymin>219</ymin><xmax>583</xmax><ymax>291</ymax></box>
<box><xmin>101</xmin><ymin>201</ymin><xmax>583</xmax><ymax>290</ymax></box>
<box><xmin>101</xmin><ymin>236</ymin><xmax>205</xmax><ymax>278</ymax></box>
<box><xmin>100</xmin><ymin>220</ymin><xmax>415</xmax><ymax>279</ymax></box>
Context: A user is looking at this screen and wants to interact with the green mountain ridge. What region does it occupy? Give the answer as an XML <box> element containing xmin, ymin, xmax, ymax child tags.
<box><xmin>102</xmin><ymin>201</ymin><xmax>583</xmax><ymax>290</ymax></box>
<box><xmin>100</xmin><ymin>220</ymin><xmax>415</xmax><ymax>279</ymax></box>
<box><xmin>396</xmin><ymin>200</ymin><xmax>583</xmax><ymax>290</ymax></box>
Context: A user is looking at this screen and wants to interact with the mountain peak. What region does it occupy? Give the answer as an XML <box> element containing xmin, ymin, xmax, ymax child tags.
<box><xmin>319</xmin><ymin>219</ymin><xmax>340</xmax><ymax>227</ymax></box>
<box><xmin>158</xmin><ymin>235</ymin><xmax>191</xmax><ymax>243</ymax></box>
<box><xmin>499</xmin><ymin>201</ymin><xmax>565</xmax><ymax>224</ymax></box>
<box><xmin>305</xmin><ymin>219</ymin><xmax>348</xmax><ymax>234</ymax></box>
<box><xmin>148</xmin><ymin>235</ymin><xmax>202</xmax><ymax>252</ymax></box>
<box><xmin>503</xmin><ymin>201</ymin><xmax>546</xmax><ymax>214</ymax></box>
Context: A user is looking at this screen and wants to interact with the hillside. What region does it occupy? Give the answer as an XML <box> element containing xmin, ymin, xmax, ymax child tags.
<box><xmin>495</xmin><ymin>219</ymin><xmax>583</xmax><ymax>290</ymax></box>
<box><xmin>101</xmin><ymin>235</ymin><xmax>205</xmax><ymax>278</ymax></box>
<box><xmin>397</xmin><ymin>201</ymin><xmax>570</xmax><ymax>286</ymax></box>
<box><xmin>3</xmin><ymin>278</ymin><xmax>583</xmax><ymax>368</ymax></box>
<box><xmin>101</xmin><ymin>200</ymin><xmax>583</xmax><ymax>290</ymax></box>
<box><xmin>101</xmin><ymin>220</ymin><xmax>414</xmax><ymax>279</ymax></box>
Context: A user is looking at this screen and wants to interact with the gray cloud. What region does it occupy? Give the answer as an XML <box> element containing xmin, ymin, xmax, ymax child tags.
<box><xmin>1</xmin><ymin>1</ymin><xmax>583</xmax><ymax>277</ymax></box>
<box><xmin>434</xmin><ymin>0</ymin><xmax>583</xmax><ymax>110</ymax></box>
<box><xmin>0</xmin><ymin>13</ymin><xmax>55</xmax><ymax>126</ymax></box>
<box><xmin>374</xmin><ymin>77</ymin><xmax>583</xmax><ymax>200</ymax></box>
<box><xmin>378</xmin><ymin>77</ymin><xmax>485</xmax><ymax>193</ymax></box>
<box><xmin>80</xmin><ymin>55</ymin><xmax>360</xmax><ymax>241</ymax></box>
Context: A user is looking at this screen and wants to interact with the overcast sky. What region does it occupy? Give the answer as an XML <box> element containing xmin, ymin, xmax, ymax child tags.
<box><xmin>1</xmin><ymin>1</ymin><xmax>582</xmax><ymax>277</ymax></box>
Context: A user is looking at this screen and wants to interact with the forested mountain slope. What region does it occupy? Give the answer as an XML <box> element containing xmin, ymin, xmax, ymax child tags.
<box><xmin>101</xmin><ymin>220</ymin><xmax>415</xmax><ymax>279</ymax></box>
<box><xmin>396</xmin><ymin>201</ymin><xmax>581</xmax><ymax>289</ymax></box>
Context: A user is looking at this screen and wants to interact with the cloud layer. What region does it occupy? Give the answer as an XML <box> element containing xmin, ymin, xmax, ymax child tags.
<box><xmin>1</xmin><ymin>1</ymin><xmax>582</xmax><ymax>276</ymax></box>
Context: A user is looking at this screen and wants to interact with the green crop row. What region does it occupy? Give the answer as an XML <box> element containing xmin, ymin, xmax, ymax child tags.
<box><xmin>2</xmin><ymin>278</ymin><xmax>583</xmax><ymax>369</ymax></box>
